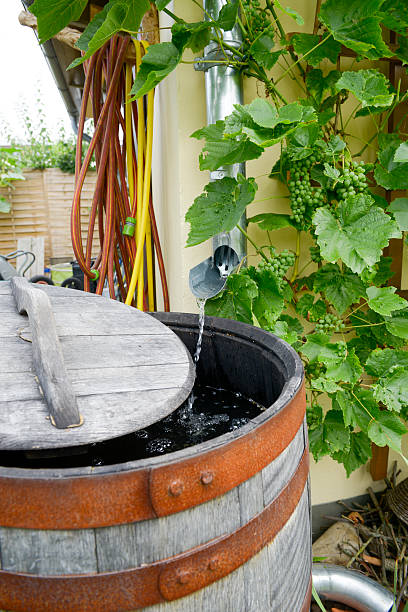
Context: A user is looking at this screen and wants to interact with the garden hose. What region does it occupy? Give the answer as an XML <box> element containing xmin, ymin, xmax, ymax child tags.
<box><xmin>125</xmin><ymin>84</ymin><xmax>154</xmax><ymax>306</ymax></box>
<box><xmin>134</xmin><ymin>39</ymin><xmax>145</xmax><ymax>310</ymax></box>
<box><xmin>71</xmin><ymin>35</ymin><xmax>169</xmax><ymax>311</ymax></box>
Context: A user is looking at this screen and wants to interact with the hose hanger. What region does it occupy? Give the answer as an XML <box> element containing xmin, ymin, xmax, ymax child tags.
<box><xmin>71</xmin><ymin>35</ymin><xmax>169</xmax><ymax>311</ymax></box>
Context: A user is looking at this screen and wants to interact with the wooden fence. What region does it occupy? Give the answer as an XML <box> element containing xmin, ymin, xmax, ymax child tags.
<box><xmin>0</xmin><ymin>168</ymin><xmax>98</xmax><ymax>266</ymax></box>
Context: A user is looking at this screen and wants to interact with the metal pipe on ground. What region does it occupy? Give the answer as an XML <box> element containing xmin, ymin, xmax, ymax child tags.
<box><xmin>312</xmin><ymin>564</ymin><xmax>395</xmax><ymax>612</ymax></box>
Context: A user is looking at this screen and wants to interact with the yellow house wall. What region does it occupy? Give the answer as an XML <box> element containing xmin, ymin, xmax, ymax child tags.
<box><xmin>152</xmin><ymin>1</ymin><xmax>408</xmax><ymax>504</ymax></box>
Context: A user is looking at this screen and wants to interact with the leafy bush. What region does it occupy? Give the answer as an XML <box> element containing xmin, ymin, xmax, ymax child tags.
<box><xmin>0</xmin><ymin>147</ymin><xmax>25</xmax><ymax>213</ymax></box>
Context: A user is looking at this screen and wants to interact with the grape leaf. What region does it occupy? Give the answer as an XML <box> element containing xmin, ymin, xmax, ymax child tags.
<box><xmin>241</xmin><ymin>104</ymin><xmax>317</xmax><ymax>149</ymax></box>
<box><xmin>367</xmin><ymin>408</ymin><xmax>407</xmax><ymax>452</ymax></box>
<box><xmin>307</xmin><ymin>403</ymin><xmax>324</xmax><ymax>430</ymax></box>
<box><xmin>394</xmin><ymin>142</ymin><xmax>408</xmax><ymax>163</ymax></box>
<box><xmin>217</xmin><ymin>0</ymin><xmax>239</xmax><ymax>31</ymax></box>
<box><xmin>286</xmin><ymin>124</ymin><xmax>321</xmax><ymax>159</ymax></box>
<box><xmin>274</xmin><ymin>1</ymin><xmax>304</xmax><ymax>25</ymax></box>
<box><xmin>313</xmin><ymin>193</ymin><xmax>401</xmax><ymax>274</ymax></box>
<box><xmin>295</xmin><ymin>293</ymin><xmax>314</xmax><ymax>317</ymax></box>
<box><xmin>247</xmin><ymin>213</ymin><xmax>294</xmax><ymax>231</ymax></box>
<box><xmin>309</xmin><ymin>300</ymin><xmax>327</xmax><ymax>322</ymax></box>
<box><xmin>205</xmin><ymin>273</ymin><xmax>257</xmax><ymax>324</ymax></box>
<box><xmin>247</xmin><ymin>267</ymin><xmax>284</xmax><ymax>327</ymax></box>
<box><xmin>325</xmin><ymin>349</ymin><xmax>363</xmax><ymax>384</ymax></box>
<box><xmin>352</xmin><ymin>310</ymin><xmax>406</xmax><ymax>348</ymax></box>
<box><xmin>199</xmin><ymin>137</ymin><xmax>263</xmax><ymax>171</ymax></box>
<box><xmin>324</xmin><ymin>409</ymin><xmax>350</xmax><ymax>453</ymax></box>
<box><xmin>325</xmin><ymin>135</ymin><xmax>347</xmax><ymax>156</ymax></box>
<box><xmin>323</xmin><ymin>163</ymin><xmax>340</xmax><ymax>182</ymax></box>
<box><xmin>69</xmin><ymin>0</ymin><xmax>150</xmax><ymax>68</ymax></box>
<box><xmin>74</xmin><ymin>3</ymin><xmax>110</xmax><ymax>52</ymax></box>
<box><xmin>292</xmin><ymin>33</ymin><xmax>341</xmax><ymax>67</ymax></box>
<box><xmin>336</xmin><ymin>389</ymin><xmax>373</xmax><ymax>431</ymax></box>
<box><xmin>375</xmin><ymin>138</ymin><xmax>408</xmax><ymax>190</ymax></box>
<box><xmin>370</xmin><ymin>256</ymin><xmax>394</xmax><ymax>286</ymax></box>
<box><xmin>312</xmin><ymin>377</ymin><xmax>342</xmax><ymax>393</ymax></box>
<box><xmin>319</xmin><ymin>0</ymin><xmax>392</xmax><ymax>60</ymax></box>
<box><xmin>192</xmin><ymin>116</ymin><xmax>264</xmax><ymax>171</ymax></box>
<box><xmin>30</xmin><ymin>0</ymin><xmax>88</xmax><ymax>44</ymax></box>
<box><xmin>245</xmin><ymin>100</ymin><xmax>303</xmax><ymax>129</ymax></box>
<box><xmin>355</xmin><ymin>105</ymin><xmax>386</xmax><ymax>118</ymax></box>
<box><xmin>280</xmin><ymin>314</ymin><xmax>304</xmax><ymax>336</ymax></box>
<box><xmin>267</xmin><ymin>320</ymin><xmax>298</xmax><ymax>345</ymax></box>
<box><xmin>312</xmin><ymin>263</ymin><xmax>366</xmax><ymax>314</ymax></box>
<box><xmin>302</xmin><ymin>334</ymin><xmax>346</xmax><ymax>365</ymax></box>
<box><xmin>186</xmin><ymin>176</ymin><xmax>257</xmax><ymax>246</ymax></box>
<box><xmin>309</xmin><ymin>422</ymin><xmax>330</xmax><ymax>461</ymax></box>
<box><xmin>249</xmin><ymin>31</ymin><xmax>284</xmax><ymax>70</ymax></box>
<box><xmin>171</xmin><ymin>21</ymin><xmax>211</xmax><ymax>53</ymax></box>
<box><xmin>380</xmin><ymin>0</ymin><xmax>408</xmax><ymax>33</ymax></box>
<box><xmin>373</xmin><ymin>366</ymin><xmax>408</xmax><ymax>413</ymax></box>
<box><xmin>154</xmin><ymin>0</ymin><xmax>172</xmax><ymax>8</ymax></box>
<box><xmin>388</xmin><ymin>198</ymin><xmax>408</xmax><ymax>231</ymax></box>
<box><xmin>384</xmin><ymin>310</ymin><xmax>408</xmax><ymax>339</ymax></box>
<box><xmin>347</xmin><ymin>336</ymin><xmax>377</xmax><ymax>365</ymax></box>
<box><xmin>335</xmin><ymin>70</ymin><xmax>394</xmax><ymax>108</ymax></box>
<box><xmin>333</xmin><ymin>432</ymin><xmax>372</xmax><ymax>476</ymax></box>
<box><xmin>130</xmin><ymin>42</ymin><xmax>181</xmax><ymax>99</ymax></box>
<box><xmin>367</xmin><ymin>286</ymin><xmax>407</xmax><ymax>316</ymax></box>
<box><xmin>395</xmin><ymin>35</ymin><xmax>408</xmax><ymax>65</ymax></box>
<box><xmin>366</xmin><ymin>348</ymin><xmax>408</xmax><ymax>378</ymax></box>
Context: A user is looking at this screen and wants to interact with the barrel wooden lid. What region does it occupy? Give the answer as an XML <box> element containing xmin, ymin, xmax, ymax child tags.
<box><xmin>0</xmin><ymin>281</ymin><xmax>194</xmax><ymax>451</ymax></box>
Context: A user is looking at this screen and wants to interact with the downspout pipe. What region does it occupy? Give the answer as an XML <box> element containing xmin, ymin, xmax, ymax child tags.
<box><xmin>312</xmin><ymin>564</ymin><xmax>395</xmax><ymax>612</ymax></box>
<box><xmin>189</xmin><ymin>0</ymin><xmax>246</xmax><ymax>299</ymax></box>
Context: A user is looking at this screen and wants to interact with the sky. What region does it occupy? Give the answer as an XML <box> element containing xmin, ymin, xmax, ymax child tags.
<box><xmin>0</xmin><ymin>0</ymin><xmax>73</xmax><ymax>144</ymax></box>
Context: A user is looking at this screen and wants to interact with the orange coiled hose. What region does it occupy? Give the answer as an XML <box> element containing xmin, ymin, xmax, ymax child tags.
<box><xmin>71</xmin><ymin>35</ymin><xmax>170</xmax><ymax>311</ymax></box>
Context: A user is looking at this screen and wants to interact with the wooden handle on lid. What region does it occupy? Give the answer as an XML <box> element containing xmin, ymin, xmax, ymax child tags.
<box><xmin>11</xmin><ymin>277</ymin><xmax>82</xmax><ymax>429</ymax></box>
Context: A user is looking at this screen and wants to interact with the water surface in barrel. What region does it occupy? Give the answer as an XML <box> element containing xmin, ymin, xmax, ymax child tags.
<box><xmin>0</xmin><ymin>385</ymin><xmax>264</xmax><ymax>469</ymax></box>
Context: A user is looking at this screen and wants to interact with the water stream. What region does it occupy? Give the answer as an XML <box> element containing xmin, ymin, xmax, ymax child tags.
<box><xmin>183</xmin><ymin>298</ymin><xmax>207</xmax><ymax>416</ymax></box>
<box><xmin>193</xmin><ymin>298</ymin><xmax>207</xmax><ymax>364</ymax></box>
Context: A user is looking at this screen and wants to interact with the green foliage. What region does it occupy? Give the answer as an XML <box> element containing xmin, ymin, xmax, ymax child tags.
<box><xmin>313</xmin><ymin>194</ymin><xmax>401</xmax><ymax>274</ymax></box>
<box><xmin>131</xmin><ymin>43</ymin><xmax>181</xmax><ymax>99</ymax></box>
<box><xmin>30</xmin><ymin>0</ymin><xmax>408</xmax><ymax>475</ymax></box>
<box><xmin>179</xmin><ymin>0</ymin><xmax>408</xmax><ymax>476</ymax></box>
<box><xmin>335</xmin><ymin>70</ymin><xmax>394</xmax><ymax>109</ymax></box>
<box><xmin>375</xmin><ymin>136</ymin><xmax>408</xmax><ymax>190</ymax></box>
<box><xmin>30</xmin><ymin>0</ymin><xmax>87</xmax><ymax>44</ymax></box>
<box><xmin>72</xmin><ymin>0</ymin><xmax>150</xmax><ymax>68</ymax></box>
<box><xmin>185</xmin><ymin>176</ymin><xmax>257</xmax><ymax>246</ymax></box>
<box><xmin>291</xmin><ymin>33</ymin><xmax>340</xmax><ymax>67</ymax></box>
<box><xmin>388</xmin><ymin>198</ymin><xmax>408</xmax><ymax>231</ymax></box>
<box><xmin>0</xmin><ymin>147</ymin><xmax>25</xmax><ymax>213</ymax></box>
<box><xmin>319</xmin><ymin>0</ymin><xmax>392</xmax><ymax>60</ymax></box>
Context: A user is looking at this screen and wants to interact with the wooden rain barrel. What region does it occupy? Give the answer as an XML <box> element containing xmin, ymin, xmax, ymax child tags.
<box><xmin>0</xmin><ymin>284</ymin><xmax>311</xmax><ymax>612</ymax></box>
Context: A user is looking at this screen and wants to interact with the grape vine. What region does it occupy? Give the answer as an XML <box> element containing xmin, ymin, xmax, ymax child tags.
<box><xmin>30</xmin><ymin>0</ymin><xmax>408</xmax><ymax>476</ymax></box>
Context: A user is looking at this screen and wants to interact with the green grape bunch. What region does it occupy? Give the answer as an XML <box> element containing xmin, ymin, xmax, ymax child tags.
<box><xmin>314</xmin><ymin>313</ymin><xmax>346</xmax><ymax>334</ymax></box>
<box><xmin>259</xmin><ymin>249</ymin><xmax>295</xmax><ymax>284</ymax></box>
<box><xmin>335</xmin><ymin>160</ymin><xmax>369</xmax><ymax>201</ymax></box>
<box><xmin>241</xmin><ymin>0</ymin><xmax>270</xmax><ymax>36</ymax></box>
<box><xmin>288</xmin><ymin>153</ymin><xmax>326</xmax><ymax>229</ymax></box>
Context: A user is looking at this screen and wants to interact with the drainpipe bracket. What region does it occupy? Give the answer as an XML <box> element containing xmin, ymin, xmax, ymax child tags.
<box><xmin>194</xmin><ymin>48</ymin><xmax>233</xmax><ymax>72</ymax></box>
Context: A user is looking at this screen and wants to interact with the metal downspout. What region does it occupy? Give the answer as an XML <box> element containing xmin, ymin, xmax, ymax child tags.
<box><xmin>189</xmin><ymin>0</ymin><xmax>246</xmax><ymax>299</ymax></box>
